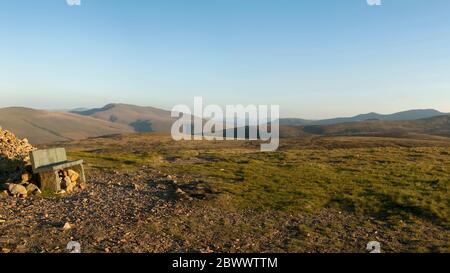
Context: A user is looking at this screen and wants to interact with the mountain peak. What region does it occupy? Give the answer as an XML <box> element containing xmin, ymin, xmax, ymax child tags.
<box><xmin>70</xmin><ymin>103</ymin><xmax>173</xmax><ymax>133</ymax></box>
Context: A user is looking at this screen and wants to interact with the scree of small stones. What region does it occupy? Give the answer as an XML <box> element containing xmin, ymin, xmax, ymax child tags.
<box><xmin>0</xmin><ymin>127</ymin><xmax>34</xmax><ymax>162</ymax></box>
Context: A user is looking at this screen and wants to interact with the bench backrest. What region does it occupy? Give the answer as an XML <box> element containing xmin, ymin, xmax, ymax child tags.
<box><xmin>30</xmin><ymin>148</ymin><xmax>67</xmax><ymax>170</ymax></box>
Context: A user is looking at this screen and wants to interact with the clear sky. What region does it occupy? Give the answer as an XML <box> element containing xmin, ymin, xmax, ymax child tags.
<box><xmin>1</xmin><ymin>0</ymin><xmax>449</xmax><ymax>118</ymax></box>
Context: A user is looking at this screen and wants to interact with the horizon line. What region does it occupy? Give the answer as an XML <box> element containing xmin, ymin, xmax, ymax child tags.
<box><xmin>0</xmin><ymin>104</ymin><xmax>447</xmax><ymax>121</ymax></box>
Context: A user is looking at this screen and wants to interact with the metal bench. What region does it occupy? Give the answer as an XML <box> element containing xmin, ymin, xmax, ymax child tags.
<box><xmin>30</xmin><ymin>148</ymin><xmax>86</xmax><ymax>192</ymax></box>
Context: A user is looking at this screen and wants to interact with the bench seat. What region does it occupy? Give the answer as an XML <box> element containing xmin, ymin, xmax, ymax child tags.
<box><xmin>33</xmin><ymin>159</ymin><xmax>84</xmax><ymax>174</ymax></box>
<box><xmin>29</xmin><ymin>148</ymin><xmax>86</xmax><ymax>192</ymax></box>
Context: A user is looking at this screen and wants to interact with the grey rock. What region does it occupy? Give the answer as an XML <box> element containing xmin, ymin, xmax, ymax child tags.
<box><xmin>8</xmin><ymin>184</ymin><xmax>27</xmax><ymax>197</ymax></box>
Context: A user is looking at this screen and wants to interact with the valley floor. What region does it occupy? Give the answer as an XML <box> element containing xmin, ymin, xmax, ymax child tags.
<box><xmin>1</xmin><ymin>134</ymin><xmax>449</xmax><ymax>253</ymax></box>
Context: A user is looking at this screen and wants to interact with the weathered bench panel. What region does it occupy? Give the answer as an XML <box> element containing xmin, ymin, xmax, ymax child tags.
<box><xmin>31</xmin><ymin>148</ymin><xmax>67</xmax><ymax>171</ymax></box>
<box><xmin>33</xmin><ymin>159</ymin><xmax>84</xmax><ymax>173</ymax></box>
<box><xmin>30</xmin><ymin>148</ymin><xmax>86</xmax><ymax>192</ymax></box>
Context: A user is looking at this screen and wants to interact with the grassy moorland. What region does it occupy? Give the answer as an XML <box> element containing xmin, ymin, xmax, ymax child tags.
<box><xmin>61</xmin><ymin>133</ymin><xmax>450</xmax><ymax>253</ymax></box>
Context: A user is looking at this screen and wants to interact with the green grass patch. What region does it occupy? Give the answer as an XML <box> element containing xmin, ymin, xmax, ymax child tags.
<box><xmin>66</xmin><ymin>139</ymin><xmax>450</xmax><ymax>227</ymax></box>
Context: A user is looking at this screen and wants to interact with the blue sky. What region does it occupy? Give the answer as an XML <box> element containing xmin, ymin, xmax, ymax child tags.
<box><xmin>1</xmin><ymin>0</ymin><xmax>449</xmax><ymax>118</ymax></box>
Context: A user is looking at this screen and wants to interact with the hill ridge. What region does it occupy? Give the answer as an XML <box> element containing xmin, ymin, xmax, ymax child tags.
<box><xmin>280</xmin><ymin>109</ymin><xmax>447</xmax><ymax>126</ymax></box>
<box><xmin>0</xmin><ymin>107</ymin><xmax>133</xmax><ymax>144</ymax></box>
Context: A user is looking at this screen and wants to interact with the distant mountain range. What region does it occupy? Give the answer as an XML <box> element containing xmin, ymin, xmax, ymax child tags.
<box><xmin>279</xmin><ymin>109</ymin><xmax>447</xmax><ymax>126</ymax></box>
<box><xmin>0</xmin><ymin>104</ymin><xmax>448</xmax><ymax>144</ymax></box>
<box><xmin>280</xmin><ymin>115</ymin><xmax>450</xmax><ymax>139</ymax></box>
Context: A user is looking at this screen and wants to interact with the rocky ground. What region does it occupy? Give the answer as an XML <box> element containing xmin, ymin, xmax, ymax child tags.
<box><xmin>1</xmin><ymin>167</ymin><xmax>448</xmax><ymax>253</ymax></box>
<box><xmin>0</xmin><ymin>168</ymin><xmax>161</xmax><ymax>253</ymax></box>
<box><xmin>1</xmin><ymin>132</ymin><xmax>449</xmax><ymax>253</ymax></box>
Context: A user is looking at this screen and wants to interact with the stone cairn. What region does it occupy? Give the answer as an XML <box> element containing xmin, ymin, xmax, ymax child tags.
<box><xmin>0</xmin><ymin>128</ymin><xmax>34</xmax><ymax>162</ymax></box>
<box><xmin>0</xmin><ymin>128</ymin><xmax>82</xmax><ymax>198</ymax></box>
<box><xmin>0</xmin><ymin>127</ymin><xmax>37</xmax><ymax>197</ymax></box>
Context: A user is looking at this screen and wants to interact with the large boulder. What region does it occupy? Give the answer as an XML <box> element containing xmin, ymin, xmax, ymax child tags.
<box><xmin>25</xmin><ymin>183</ymin><xmax>41</xmax><ymax>195</ymax></box>
<box><xmin>8</xmin><ymin>184</ymin><xmax>27</xmax><ymax>197</ymax></box>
